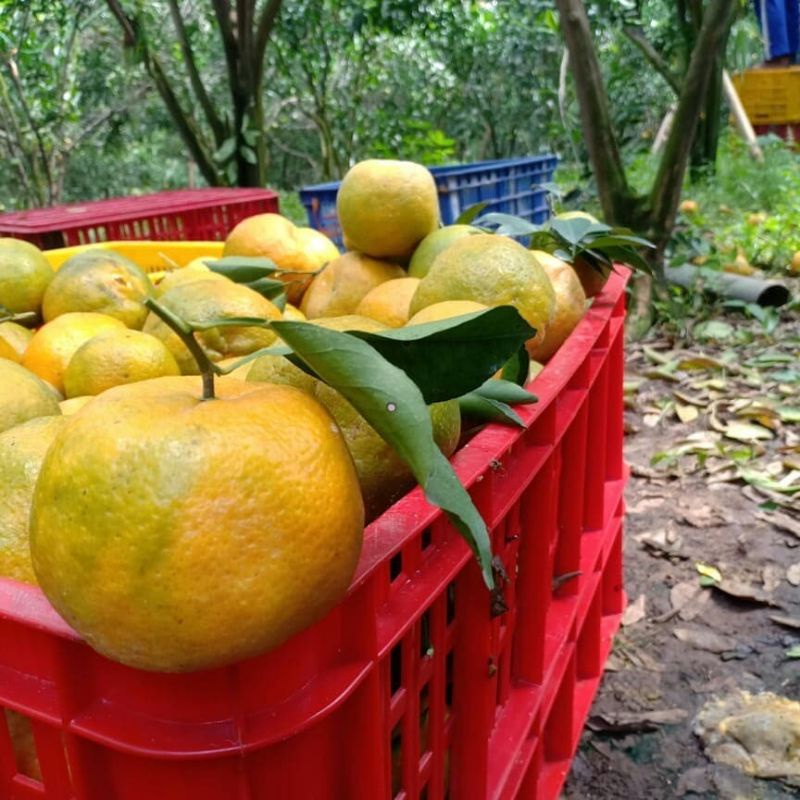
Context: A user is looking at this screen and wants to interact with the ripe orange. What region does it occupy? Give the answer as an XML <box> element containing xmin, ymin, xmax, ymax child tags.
<box><xmin>223</xmin><ymin>214</ymin><xmax>338</xmax><ymax>303</ymax></box>
<box><xmin>406</xmin><ymin>300</ymin><xmax>489</xmax><ymax>327</ymax></box>
<box><xmin>0</xmin><ymin>321</ymin><xmax>34</xmax><ymax>362</ymax></box>
<box><xmin>525</xmin><ymin>251</ymin><xmax>586</xmax><ymax>362</ymax></box>
<box><xmin>337</xmin><ymin>160</ymin><xmax>440</xmax><ymax>260</ymax></box>
<box><xmin>143</xmin><ymin>280</ymin><xmax>281</xmax><ymax>374</ymax></box>
<box><xmin>21</xmin><ymin>312</ymin><xmax>126</xmax><ymax>393</ymax></box>
<box><xmin>30</xmin><ymin>376</ymin><xmax>365</xmax><ymax>672</ymax></box>
<box><xmin>42</xmin><ymin>250</ymin><xmax>154</xmax><ymax>329</ymax></box>
<box><xmin>409</xmin><ymin>234</ymin><xmax>555</xmax><ymax>348</ymax></box>
<box><xmin>0</xmin><ymin>238</ymin><xmax>53</xmax><ymax>314</ymax></box>
<box><xmin>354</xmin><ymin>277</ymin><xmax>421</xmax><ymax>327</ymax></box>
<box><xmin>300</xmin><ymin>252</ymin><xmax>405</xmax><ymax>319</ymax></box>
<box><xmin>408</xmin><ymin>225</ymin><xmax>481</xmax><ymax>278</ymax></box>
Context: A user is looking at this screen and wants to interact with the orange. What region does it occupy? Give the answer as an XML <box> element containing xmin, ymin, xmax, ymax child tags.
<box><xmin>572</xmin><ymin>259</ymin><xmax>611</xmax><ymax>299</ymax></box>
<box><xmin>21</xmin><ymin>312</ymin><xmax>126</xmax><ymax>393</ymax></box>
<box><xmin>223</xmin><ymin>214</ymin><xmax>338</xmax><ymax>303</ymax></box>
<box><xmin>300</xmin><ymin>252</ymin><xmax>405</xmax><ymax>319</ymax></box>
<box><xmin>409</xmin><ymin>234</ymin><xmax>555</xmax><ymax>348</ymax></box>
<box><xmin>143</xmin><ymin>280</ymin><xmax>281</xmax><ymax>374</ymax></box>
<box><xmin>30</xmin><ymin>375</ymin><xmax>364</xmax><ymax>672</ymax></box>
<box><xmin>337</xmin><ymin>160</ymin><xmax>440</xmax><ymax>260</ymax></box>
<box><xmin>0</xmin><ymin>358</ymin><xmax>61</xmax><ymax>435</ymax></box>
<box><xmin>0</xmin><ymin>321</ymin><xmax>34</xmax><ymax>362</ymax></box>
<box><xmin>63</xmin><ymin>329</ymin><xmax>180</xmax><ymax>397</ymax></box>
<box><xmin>0</xmin><ymin>238</ymin><xmax>53</xmax><ymax>314</ymax></box>
<box><xmin>42</xmin><ymin>250</ymin><xmax>154</xmax><ymax>329</ymax></box>
<box><xmin>406</xmin><ymin>300</ymin><xmax>489</xmax><ymax>327</ymax></box>
<box><xmin>0</xmin><ymin>415</ymin><xmax>67</xmax><ymax>584</ymax></box>
<box><xmin>354</xmin><ymin>277</ymin><xmax>421</xmax><ymax>327</ymax></box>
<box><xmin>525</xmin><ymin>252</ymin><xmax>586</xmax><ymax>362</ymax></box>
<box><xmin>408</xmin><ymin>225</ymin><xmax>481</xmax><ymax>278</ymax></box>
<box><xmin>154</xmin><ymin>264</ymin><xmax>230</xmax><ymax>297</ymax></box>
<box><xmin>59</xmin><ymin>395</ymin><xmax>93</xmax><ymax>415</ymax></box>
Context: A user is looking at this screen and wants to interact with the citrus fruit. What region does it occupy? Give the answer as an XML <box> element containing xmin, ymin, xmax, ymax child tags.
<box><xmin>143</xmin><ymin>280</ymin><xmax>281</xmax><ymax>374</ymax></box>
<box><xmin>300</xmin><ymin>252</ymin><xmax>405</xmax><ymax>319</ymax></box>
<box><xmin>0</xmin><ymin>359</ymin><xmax>60</xmax><ymax>434</ymax></box>
<box><xmin>0</xmin><ymin>321</ymin><xmax>34</xmax><ymax>362</ymax></box>
<box><xmin>572</xmin><ymin>259</ymin><xmax>611</xmax><ymax>299</ymax></box>
<box><xmin>217</xmin><ymin>356</ymin><xmax>252</xmax><ymax>381</ymax></box>
<box><xmin>555</xmin><ymin>210</ymin><xmax>598</xmax><ymax>223</ymax></box>
<box><xmin>408</xmin><ymin>225</ymin><xmax>481</xmax><ymax>278</ymax></box>
<box><xmin>59</xmin><ymin>395</ymin><xmax>92</xmax><ymax>415</ymax></box>
<box><xmin>791</xmin><ymin>251</ymin><xmax>800</xmax><ymax>275</ymax></box>
<box><xmin>525</xmin><ymin>251</ymin><xmax>586</xmax><ymax>363</ymax></box>
<box><xmin>337</xmin><ymin>159</ymin><xmax>440</xmax><ymax>260</ymax></box>
<box><xmin>222</xmin><ymin>214</ymin><xmax>337</xmax><ymax>303</ymax></box>
<box><xmin>311</xmin><ymin>315</ymin><xmax>388</xmax><ymax>333</ymax></box>
<box><xmin>63</xmin><ymin>329</ymin><xmax>180</xmax><ymax>397</ymax></box>
<box><xmin>21</xmin><ymin>312</ymin><xmax>126</xmax><ymax>393</ymax></box>
<box><xmin>678</xmin><ymin>200</ymin><xmax>699</xmax><ymax>214</ymax></box>
<box><xmin>295</xmin><ymin>227</ymin><xmax>340</xmax><ymax>265</ymax></box>
<box><xmin>283</xmin><ymin>303</ymin><xmax>306</xmax><ymax>321</ymax></box>
<box><xmin>4</xmin><ymin>711</ymin><xmax>40</xmax><ymax>781</ymax></box>
<box><xmin>30</xmin><ymin>376</ymin><xmax>364</xmax><ymax>672</ymax></box>
<box><xmin>0</xmin><ymin>238</ymin><xmax>53</xmax><ymax>315</ymax></box>
<box><xmin>354</xmin><ymin>277</ymin><xmax>421</xmax><ymax>327</ymax></box>
<box><xmin>0</xmin><ymin>415</ymin><xmax>67</xmax><ymax>584</ymax></box>
<box><xmin>409</xmin><ymin>234</ymin><xmax>555</xmax><ymax>348</ymax></box>
<box><xmin>406</xmin><ymin>300</ymin><xmax>488</xmax><ymax>327</ymax></box>
<box><xmin>42</xmin><ymin>250</ymin><xmax>154</xmax><ymax>329</ymax></box>
<box><xmin>155</xmin><ymin>264</ymin><xmax>229</xmax><ymax>297</ymax></box>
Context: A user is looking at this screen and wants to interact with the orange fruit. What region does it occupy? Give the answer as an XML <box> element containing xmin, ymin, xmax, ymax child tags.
<box><xmin>300</xmin><ymin>252</ymin><xmax>405</xmax><ymax>319</ymax></box>
<box><xmin>21</xmin><ymin>312</ymin><xmax>126</xmax><ymax>393</ymax></box>
<box><xmin>42</xmin><ymin>250</ymin><xmax>154</xmax><ymax>329</ymax></box>
<box><xmin>30</xmin><ymin>375</ymin><xmax>364</xmax><ymax>672</ymax></box>
<box><xmin>572</xmin><ymin>259</ymin><xmax>611</xmax><ymax>299</ymax></box>
<box><xmin>406</xmin><ymin>300</ymin><xmax>488</xmax><ymax>327</ymax></box>
<box><xmin>223</xmin><ymin>214</ymin><xmax>338</xmax><ymax>303</ymax></box>
<box><xmin>408</xmin><ymin>225</ymin><xmax>482</xmax><ymax>278</ymax></box>
<box><xmin>143</xmin><ymin>280</ymin><xmax>281</xmax><ymax>374</ymax></box>
<box><xmin>0</xmin><ymin>238</ymin><xmax>53</xmax><ymax>315</ymax></box>
<box><xmin>59</xmin><ymin>395</ymin><xmax>93</xmax><ymax>415</ymax></box>
<box><xmin>337</xmin><ymin>160</ymin><xmax>440</xmax><ymax>260</ymax></box>
<box><xmin>0</xmin><ymin>359</ymin><xmax>61</xmax><ymax>434</ymax></box>
<box><xmin>64</xmin><ymin>329</ymin><xmax>180</xmax><ymax>397</ymax></box>
<box><xmin>0</xmin><ymin>415</ymin><xmax>67</xmax><ymax>584</ymax></box>
<box><xmin>0</xmin><ymin>321</ymin><xmax>34</xmax><ymax>362</ymax></box>
<box><xmin>525</xmin><ymin>252</ymin><xmax>586</xmax><ymax>362</ymax></box>
<box><xmin>354</xmin><ymin>277</ymin><xmax>421</xmax><ymax>327</ymax></box>
<box><xmin>409</xmin><ymin>234</ymin><xmax>555</xmax><ymax>348</ymax></box>
<box><xmin>154</xmin><ymin>264</ymin><xmax>230</xmax><ymax>297</ymax></box>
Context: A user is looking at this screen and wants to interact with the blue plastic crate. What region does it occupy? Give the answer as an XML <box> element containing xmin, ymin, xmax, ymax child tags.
<box><xmin>299</xmin><ymin>155</ymin><xmax>558</xmax><ymax>249</ymax></box>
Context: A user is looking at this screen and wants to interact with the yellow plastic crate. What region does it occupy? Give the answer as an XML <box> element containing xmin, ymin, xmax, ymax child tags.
<box><xmin>44</xmin><ymin>240</ymin><xmax>224</xmax><ymax>273</ymax></box>
<box><xmin>732</xmin><ymin>67</ymin><xmax>800</xmax><ymax>124</ymax></box>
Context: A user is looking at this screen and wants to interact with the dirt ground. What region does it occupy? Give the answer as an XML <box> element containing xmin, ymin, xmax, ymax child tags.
<box><xmin>563</xmin><ymin>315</ymin><xmax>800</xmax><ymax>800</ymax></box>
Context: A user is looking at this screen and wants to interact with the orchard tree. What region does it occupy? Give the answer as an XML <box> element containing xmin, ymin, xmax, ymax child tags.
<box><xmin>555</xmin><ymin>0</ymin><xmax>737</xmax><ymax>323</ymax></box>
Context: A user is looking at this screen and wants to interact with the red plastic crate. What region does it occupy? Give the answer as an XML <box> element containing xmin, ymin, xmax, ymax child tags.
<box><xmin>0</xmin><ymin>189</ymin><xmax>279</xmax><ymax>250</ymax></box>
<box><xmin>0</xmin><ymin>269</ymin><xmax>629</xmax><ymax>800</ymax></box>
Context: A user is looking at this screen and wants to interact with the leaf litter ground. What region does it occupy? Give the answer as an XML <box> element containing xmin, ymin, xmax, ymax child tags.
<box><xmin>564</xmin><ymin>309</ymin><xmax>800</xmax><ymax>800</ymax></box>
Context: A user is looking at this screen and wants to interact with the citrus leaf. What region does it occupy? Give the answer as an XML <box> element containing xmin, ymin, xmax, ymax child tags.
<box><xmin>244</xmin><ymin>277</ymin><xmax>287</xmax><ymax>300</ymax></box>
<box><xmin>458</xmin><ymin>394</ymin><xmax>526</xmax><ymax>427</ymax></box>
<box><xmin>500</xmin><ymin>347</ymin><xmax>529</xmax><ymax>386</ymax></box>
<box><xmin>205</xmin><ymin>257</ymin><xmax>281</xmax><ymax>281</ymax></box>
<box><xmin>550</xmin><ymin>217</ymin><xmax>608</xmax><ymax>245</ymax></box>
<box><xmin>186</xmin><ymin>315</ymin><xmax>274</xmax><ymax>331</ymax></box>
<box><xmin>696</xmin><ymin>562</ymin><xmax>722</xmax><ymax>583</ymax></box>
<box><xmin>473</xmin><ymin>213</ymin><xmax>541</xmax><ymax>237</ymax></box>
<box><xmin>212</xmin><ymin>136</ymin><xmax>236</xmax><ymax>164</ymax></box>
<box><xmin>454</xmin><ymin>201</ymin><xmax>490</xmax><ymax>225</ymax></box>
<box><xmin>348</xmin><ymin>306</ymin><xmax>537</xmax><ymax>404</ymax></box>
<box><xmin>271</xmin><ymin>321</ymin><xmax>496</xmax><ymax>591</ymax></box>
<box><xmin>471</xmin><ymin>378</ymin><xmax>537</xmax><ymax>405</ymax></box>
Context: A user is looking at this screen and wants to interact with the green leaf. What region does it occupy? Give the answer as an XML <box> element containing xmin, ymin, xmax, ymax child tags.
<box><xmin>348</xmin><ymin>306</ymin><xmax>537</xmax><ymax>403</ymax></box>
<box><xmin>213</xmin><ymin>137</ymin><xmax>237</xmax><ymax>164</ymax></box>
<box><xmin>500</xmin><ymin>347</ymin><xmax>530</xmax><ymax>386</ymax></box>
<box><xmin>473</xmin><ymin>213</ymin><xmax>541</xmax><ymax>237</ymax></box>
<box><xmin>240</xmin><ymin>145</ymin><xmax>257</xmax><ymax>165</ymax></box>
<box><xmin>206</xmin><ymin>256</ymin><xmax>281</xmax><ymax>281</ymax></box>
<box><xmin>458</xmin><ymin>394</ymin><xmax>526</xmax><ymax>427</ymax></box>
<box><xmin>272</xmin><ymin>321</ymin><xmax>496</xmax><ymax>590</ymax></box>
<box><xmin>551</xmin><ymin>217</ymin><xmax>609</xmax><ymax>245</ymax></box>
<box><xmin>186</xmin><ymin>315</ymin><xmax>274</xmax><ymax>331</ymax></box>
<box><xmin>786</xmin><ymin>644</ymin><xmax>800</xmax><ymax>659</ymax></box>
<box><xmin>454</xmin><ymin>201</ymin><xmax>490</xmax><ymax>225</ymax></box>
<box><xmin>471</xmin><ymin>378</ymin><xmax>538</xmax><ymax>405</ymax></box>
<box><xmin>244</xmin><ymin>277</ymin><xmax>288</xmax><ymax>300</ymax></box>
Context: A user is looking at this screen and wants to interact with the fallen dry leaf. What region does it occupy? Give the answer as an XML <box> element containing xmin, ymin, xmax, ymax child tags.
<box><xmin>622</xmin><ymin>593</ymin><xmax>647</xmax><ymax>627</ymax></box>
<box><xmin>587</xmin><ymin>708</ymin><xmax>688</xmax><ymax>733</ymax></box>
<box><xmin>769</xmin><ymin>614</ymin><xmax>800</xmax><ymax>630</ymax></box>
<box><xmin>787</xmin><ymin>563</ymin><xmax>800</xmax><ymax>587</ymax></box>
<box><xmin>675</xmin><ymin>403</ymin><xmax>699</xmax><ymax>424</ymax></box>
<box><xmin>678</xmin><ymin>505</ymin><xmax>731</xmax><ymax>528</ymax></box>
<box><xmin>712</xmin><ymin>579</ymin><xmax>781</xmax><ymax>607</ymax></box>
<box><xmin>762</xmin><ymin>565</ymin><xmax>784</xmax><ymax>593</ymax></box>
<box><xmin>674</xmin><ymin>626</ymin><xmax>737</xmax><ymax>653</ymax></box>
<box><xmin>756</xmin><ymin>511</ymin><xmax>800</xmax><ymax>540</ymax></box>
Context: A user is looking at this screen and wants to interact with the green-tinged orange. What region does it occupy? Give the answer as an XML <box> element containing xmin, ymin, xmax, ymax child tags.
<box><xmin>0</xmin><ymin>238</ymin><xmax>53</xmax><ymax>315</ymax></box>
<box><xmin>408</xmin><ymin>225</ymin><xmax>481</xmax><ymax>278</ymax></box>
<box><xmin>30</xmin><ymin>376</ymin><xmax>364</xmax><ymax>672</ymax></box>
<box><xmin>0</xmin><ymin>358</ymin><xmax>61</xmax><ymax>434</ymax></box>
<box><xmin>0</xmin><ymin>321</ymin><xmax>34</xmax><ymax>362</ymax></box>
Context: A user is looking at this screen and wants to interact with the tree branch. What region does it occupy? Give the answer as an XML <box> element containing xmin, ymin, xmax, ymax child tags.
<box><xmin>211</xmin><ymin>0</ymin><xmax>241</xmax><ymax>103</ymax></box>
<box><xmin>554</xmin><ymin>0</ymin><xmax>636</xmax><ymax>223</ymax></box>
<box><xmin>649</xmin><ymin>0</ymin><xmax>737</xmax><ymax>247</ymax></box>
<box><xmin>254</xmin><ymin>0</ymin><xmax>283</xmax><ymax>80</ymax></box>
<box><xmin>623</xmin><ymin>26</ymin><xmax>681</xmax><ymax>94</ymax></box>
<box><xmin>167</xmin><ymin>0</ymin><xmax>226</xmax><ymax>143</ymax></box>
